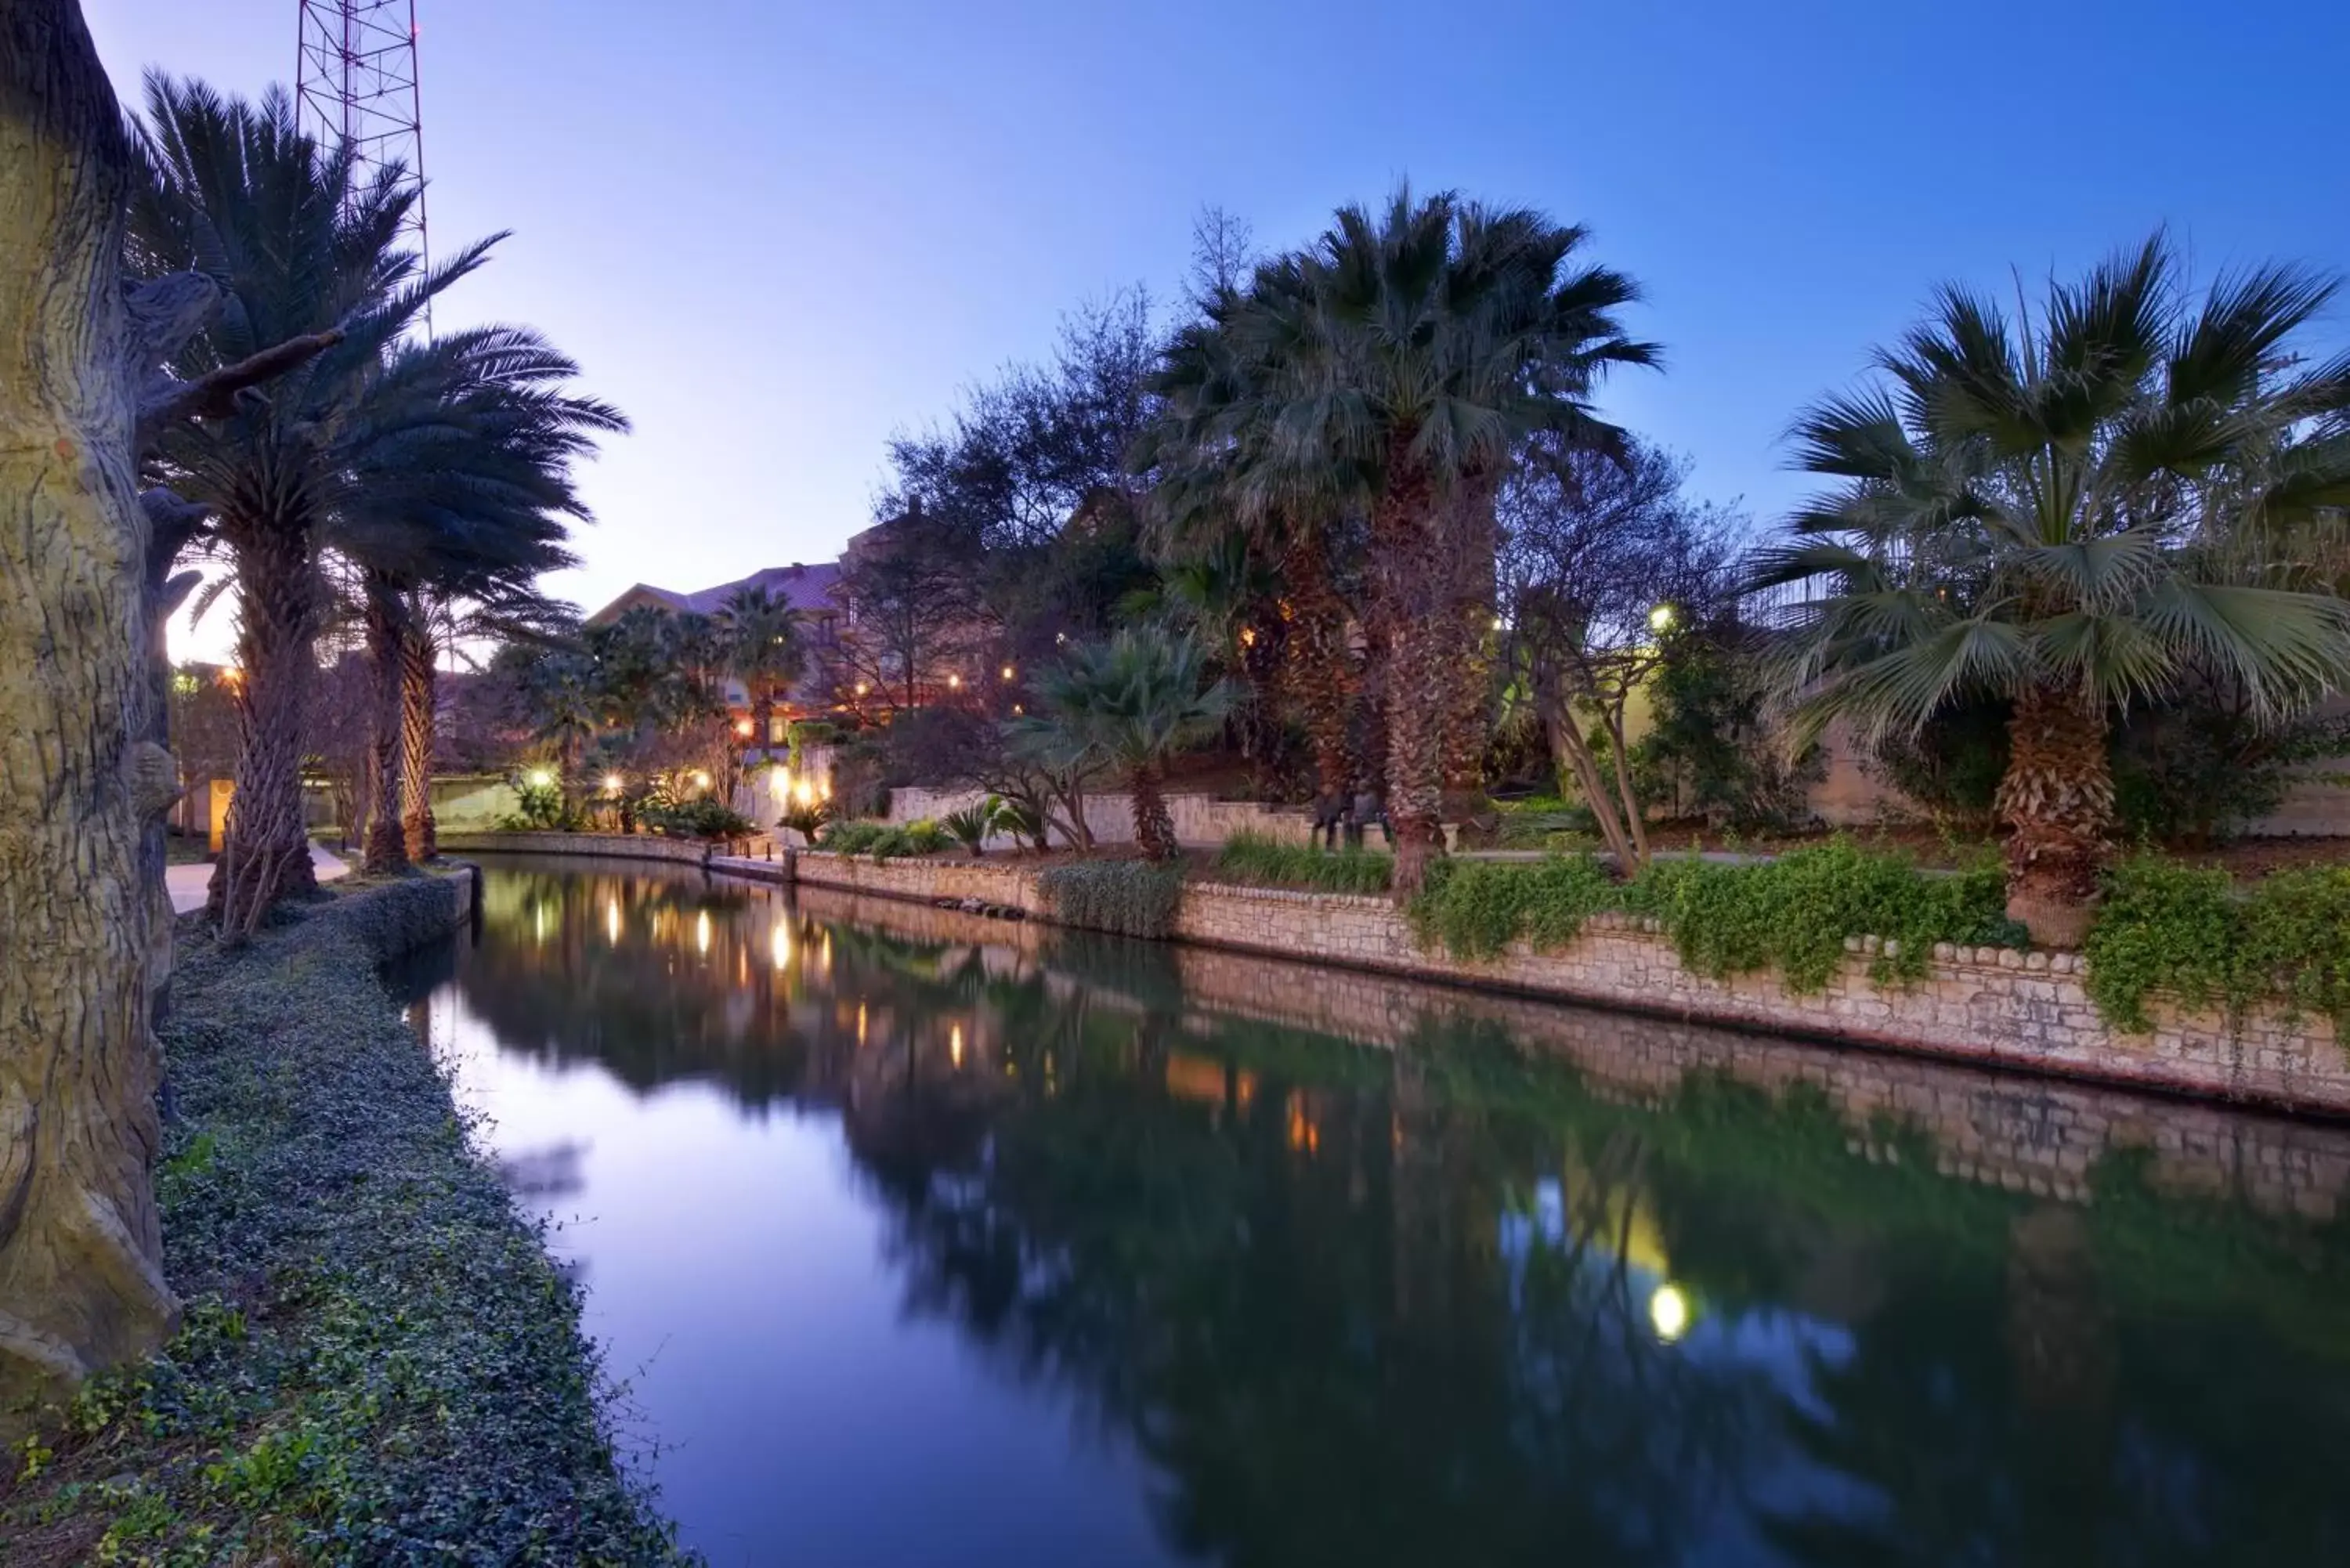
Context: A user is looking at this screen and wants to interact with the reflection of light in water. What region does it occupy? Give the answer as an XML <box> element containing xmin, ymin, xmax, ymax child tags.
<box><xmin>949</xmin><ymin>1023</ymin><xmax>964</xmax><ymax>1068</ymax></box>
<box><xmin>606</xmin><ymin>900</ymin><xmax>621</xmax><ymax>945</ymax></box>
<box><xmin>772</xmin><ymin>921</ymin><xmax>791</xmax><ymax>970</ymax></box>
<box><xmin>696</xmin><ymin>910</ymin><xmax>711</xmax><ymax>956</ymax></box>
<box><xmin>1650</xmin><ymin>1283</ymin><xmax>1691</xmax><ymax>1343</ymax></box>
<box><xmin>855</xmin><ymin>1003</ymin><xmax>868</xmax><ymax>1046</ymax></box>
<box><xmin>820</xmin><ymin>931</ymin><xmax>833</xmax><ymax>977</ymax></box>
<box><xmin>533</xmin><ymin>905</ymin><xmax>548</xmax><ymax>945</ymax></box>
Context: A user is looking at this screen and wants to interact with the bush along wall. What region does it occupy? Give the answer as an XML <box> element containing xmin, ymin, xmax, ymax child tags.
<box><xmin>0</xmin><ymin>876</ymin><xmax>690</xmax><ymax>1566</ymax></box>
<box><xmin>1037</xmin><ymin>860</ymin><xmax>1187</xmax><ymax>939</ymax></box>
<box><xmin>1408</xmin><ymin>840</ymin><xmax>2024</xmax><ymax>992</ymax></box>
<box><xmin>2084</xmin><ymin>858</ymin><xmax>2350</xmax><ymax>1036</ymax></box>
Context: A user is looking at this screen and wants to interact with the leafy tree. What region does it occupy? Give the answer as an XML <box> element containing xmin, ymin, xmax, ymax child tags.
<box><xmin>1152</xmin><ymin>189</ymin><xmax>1654</xmax><ymax>889</ymax></box>
<box><xmin>1499</xmin><ymin>439</ymin><xmax>1744</xmax><ymax>866</ymax></box>
<box><xmin>1022</xmin><ymin>630</ymin><xmax>1231</xmax><ymax>859</ymax></box>
<box><xmin>831</xmin><ymin>503</ymin><xmax>985</xmax><ymax>710</ymax></box>
<box><xmin>1760</xmin><ymin>237</ymin><xmax>2350</xmax><ymax>942</ymax></box>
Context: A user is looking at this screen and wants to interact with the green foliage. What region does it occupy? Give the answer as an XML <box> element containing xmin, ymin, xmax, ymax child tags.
<box><xmin>497</xmin><ymin>773</ymin><xmax>589</xmax><ymax>832</ymax></box>
<box><xmin>2085</xmin><ymin>858</ymin><xmax>2350</xmax><ymax>1035</ymax></box>
<box><xmin>1408</xmin><ymin>839</ymin><xmax>2019</xmax><ymax>990</ymax></box>
<box><xmin>1214</xmin><ymin>832</ymin><xmax>1393</xmax><ymax>894</ymax></box>
<box><xmin>941</xmin><ymin>798</ymin><xmax>1003</xmax><ymax>855</ymax></box>
<box><xmin>818</xmin><ymin>818</ymin><xmax>949</xmax><ymax>861</ymax></box>
<box><xmin>2112</xmin><ymin>699</ymin><xmax>2350</xmax><ymax>847</ymax></box>
<box><xmin>639</xmin><ymin>797</ymin><xmax>755</xmax><ymax>840</ymax></box>
<box><xmin>1632</xmin><ymin>626</ymin><xmax>1816</xmax><ymax>830</ymax></box>
<box><xmin>1038</xmin><ymin>860</ymin><xmax>1187</xmax><ymax>939</ymax></box>
<box><xmin>777</xmin><ymin>798</ymin><xmax>833</xmax><ymax>846</ymax></box>
<box><xmin>1864</xmin><ymin>695</ymin><xmax>2011</xmax><ymax>829</ymax></box>
<box><xmin>0</xmin><ymin>877</ymin><xmax>689</xmax><ymax>1563</ymax></box>
<box><xmin>1407</xmin><ymin>855</ymin><xmax>1618</xmax><ymax>959</ymax></box>
<box><xmin>819</xmin><ymin>819</ymin><xmax>888</xmax><ymax>855</ymax></box>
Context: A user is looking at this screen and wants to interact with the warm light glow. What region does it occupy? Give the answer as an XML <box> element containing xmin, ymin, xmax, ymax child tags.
<box><xmin>855</xmin><ymin>1003</ymin><xmax>868</xmax><ymax>1047</ymax></box>
<box><xmin>818</xmin><ymin>778</ymin><xmax>832</xmax><ymax>801</ymax></box>
<box><xmin>947</xmin><ymin>673</ymin><xmax>962</xmax><ymax>689</ymax></box>
<box><xmin>1648</xmin><ymin>603</ymin><xmax>1676</xmax><ymax>633</ymax></box>
<box><xmin>771</xmin><ymin>921</ymin><xmax>791</xmax><ymax>970</ymax></box>
<box><xmin>1000</xmin><ymin>664</ymin><xmax>1015</xmax><ymax>681</ymax></box>
<box><xmin>735</xmin><ymin>718</ymin><xmax>754</xmax><ymax>737</ymax></box>
<box><xmin>1238</xmin><ymin>626</ymin><xmax>1257</xmax><ymax>648</ymax></box>
<box><xmin>691</xmin><ymin>770</ymin><xmax>712</xmax><ymax>791</ymax></box>
<box><xmin>606</xmin><ymin>899</ymin><xmax>621</xmax><ymax>945</ymax></box>
<box><xmin>526</xmin><ymin>768</ymin><xmax>557</xmax><ymax>791</ymax></box>
<box><xmin>793</xmin><ymin>779</ymin><xmax>816</xmax><ymax>807</ymax></box>
<box><xmin>855</xmin><ymin>681</ymin><xmax>870</xmax><ymax>695</ymax></box>
<box><xmin>949</xmin><ymin>1023</ymin><xmax>964</xmax><ymax>1068</ymax></box>
<box><xmin>695</xmin><ymin>910</ymin><xmax>711</xmax><ymax>956</ymax></box>
<box><xmin>771</xmin><ymin>768</ymin><xmax>794</xmax><ymax>800</ymax></box>
<box><xmin>219</xmin><ymin>666</ymin><xmax>244</xmax><ymax>686</ymax></box>
<box><xmin>602</xmin><ymin>772</ymin><xmax>624</xmax><ymax>795</ymax></box>
<box><xmin>1649</xmin><ymin>1283</ymin><xmax>1691</xmax><ymax>1343</ymax></box>
<box><xmin>1490</xmin><ymin>615</ymin><xmax>1506</xmax><ymax>631</ymax></box>
<box><xmin>1011</xmin><ymin>704</ymin><xmax>1024</xmax><ymax>716</ymax></box>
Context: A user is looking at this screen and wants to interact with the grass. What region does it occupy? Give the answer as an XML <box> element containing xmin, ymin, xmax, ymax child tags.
<box><xmin>0</xmin><ymin>876</ymin><xmax>692</xmax><ymax>1566</ymax></box>
<box><xmin>1212</xmin><ymin>833</ymin><xmax>1394</xmax><ymax>894</ymax></box>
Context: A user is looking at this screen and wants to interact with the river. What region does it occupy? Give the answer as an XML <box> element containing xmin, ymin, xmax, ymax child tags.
<box><xmin>392</xmin><ymin>855</ymin><xmax>2350</xmax><ymax>1567</ymax></box>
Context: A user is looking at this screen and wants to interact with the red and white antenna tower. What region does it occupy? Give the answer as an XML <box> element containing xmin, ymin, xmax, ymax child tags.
<box><xmin>295</xmin><ymin>2</ymin><xmax>429</xmax><ymax>268</ymax></box>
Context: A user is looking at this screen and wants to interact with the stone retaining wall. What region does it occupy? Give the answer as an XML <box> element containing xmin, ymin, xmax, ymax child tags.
<box><xmin>439</xmin><ymin>830</ymin><xmax>726</xmax><ymax>867</ymax></box>
<box><xmin>759</xmin><ymin>851</ymin><xmax>2350</xmax><ymax>1115</ymax></box>
<box><xmin>883</xmin><ymin>786</ymin><xmax>1314</xmax><ymax>849</ymax></box>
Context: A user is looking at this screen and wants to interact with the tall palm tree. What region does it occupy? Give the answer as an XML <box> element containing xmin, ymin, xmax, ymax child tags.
<box><xmin>1148</xmin><ymin>191</ymin><xmax>1654</xmax><ymax>889</ymax></box>
<box><xmin>1023</xmin><ymin>629</ymin><xmax>1231</xmax><ymax>860</ymax></box>
<box><xmin>718</xmin><ymin>584</ymin><xmax>804</xmax><ymax>756</ymax></box>
<box><xmin>336</xmin><ymin>330</ymin><xmax>619</xmax><ymax>871</ymax></box>
<box><xmin>1759</xmin><ymin>236</ymin><xmax>2350</xmax><ymax>943</ymax></box>
<box><xmin>401</xmin><ymin>583</ymin><xmax>578</xmax><ymax>860</ymax></box>
<box><xmin>132</xmin><ymin>78</ymin><xmax>493</xmax><ymax>927</ymax></box>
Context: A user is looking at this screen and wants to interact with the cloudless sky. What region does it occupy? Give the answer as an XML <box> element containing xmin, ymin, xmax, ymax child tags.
<box><xmin>82</xmin><ymin>0</ymin><xmax>2350</xmax><ymax>660</ymax></box>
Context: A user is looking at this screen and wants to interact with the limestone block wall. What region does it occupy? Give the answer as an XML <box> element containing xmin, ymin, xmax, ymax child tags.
<box><xmin>438</xmin><ymin>830</ymin><xmax>718</xmax><ymax>867</ymax></box>
<box><xmin>880</xmin><ymin>786</ymin><xmax>1314</xmax><ymax>849</ymax></box>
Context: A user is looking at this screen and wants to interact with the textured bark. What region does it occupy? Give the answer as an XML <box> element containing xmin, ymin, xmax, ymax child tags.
<box><xmin>399</xmin><ymin>619</ymin><xmax>437</xmax><ymax>861</ymax></box>
<box><xmin>207</xmin><ymin>519</ymin><xmax>323</xmax><ymax>934</ymax></box>
<box><xmin>360</xmin><ymin>583</ymin><xmax>409</xmax><ymax>875</ymax></box>
<box><xmin>1438</xmin><ymin>484</ymin><xmax>1499</xmax><ymax>822</ymax></box>
<box><xmin>1129</xmin><ymin>765</ymin><xmax>1178</xmax><ymax>862</ymax></box>
<box><xmin>1</xmin><ymin>0</ymin><xmax>179</xmax><ymax>1418</ymax></box>
<box><xmin>1996</xmin><ymin>681</ymin><xmax>2113</xmax><ymax>947</ymax></box>
<box><xmin>1279</xmin><ymin>531</ymin><xmax>1355</xmax><ymax>811</ymax></box>
<box><xmin>1371</xmin><ymin>463</ymin><xmax>1448</xmax><ymax>894</ymax></box>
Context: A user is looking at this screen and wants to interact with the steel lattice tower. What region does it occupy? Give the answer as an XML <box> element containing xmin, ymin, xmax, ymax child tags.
<box><xmin>295</xmin><ymin>2</ymin><xmax>429</xmax><ymax>266</ymax></box>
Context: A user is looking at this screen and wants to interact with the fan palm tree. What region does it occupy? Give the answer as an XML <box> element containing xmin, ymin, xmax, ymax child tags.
<box><xmin>131</xmin><ymin>78</ymin><xmax>492</xmax><ymax>926</ymax></box>
<box><xmin>1759</xmin><ymin>236</ymin><xmax>2350</xmax><ymax>943</ymax></box>
<box><xmin>1022</xmin><ymin>629</ymin><xmax>1231</xmax><ymax>860</ymax></box>
<box><xmin>718</xmin><ymin>584</ymin><xmax>804</xmax><ymax>755</ymax></box>
<box><xmin>1147</xmin><ymin>191</ymin><xmax>1654</xmax><ymax>889</ymax></box>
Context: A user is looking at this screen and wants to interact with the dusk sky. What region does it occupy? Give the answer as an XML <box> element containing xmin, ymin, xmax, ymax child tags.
<box><xmin>83</xmin><ymin>0</ymin><xmax>2349</xmax><ymax>660</ymax></box>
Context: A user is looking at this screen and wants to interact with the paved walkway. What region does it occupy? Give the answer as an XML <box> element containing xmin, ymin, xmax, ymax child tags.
<box><xmin>167</xmin><ymin>843</ymin><xmax>352</xmax><ymax>915</ymax></box>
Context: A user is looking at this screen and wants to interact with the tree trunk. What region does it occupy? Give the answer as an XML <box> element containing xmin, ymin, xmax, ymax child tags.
<box><xmin>1439</xmin><ymin>483</ymin><xmax>1499</xmax><ymax>828</ymax></box>
<box><xmin>1281</xmin><ymin>529</ymin><xmax>1355</xmax><ymax>813</ymax></box>
<box><xmin>1372</xmin><ymin>465</ymin><xmax>1448</xmax><ymax>894</ymax></box>
<box><xmin>360</xmin><ymin>583</ymin><xmax>408</xmax><ymax>875</ymax></box>
<box><xmin>1</xmin><ymin>0</ymin><xmax>179</xmax><ymax>1420</ymax></box>
<box><xmin>1996</xmin><ymin>681</ymin><xmax>2113</xmax><ymax>947</ymax></box>
<box><xmin>1542</xmin><ymin>692</ymin><xmax>1641</xmax><ymax>872</ymax></box>
<box><xmin>208</xmin><ymin>519</ymin><xmax>323</xmax><ymax>933</ymax></box>
<box><xmin>399</xmin><ymin>619</ymin><xmax>437</xmax><ymax>860</ymax></box>
<box><xmin>1130</xmin><ymin>764</ymin><xmax>1178</xmax><ymax>862</ymax></box>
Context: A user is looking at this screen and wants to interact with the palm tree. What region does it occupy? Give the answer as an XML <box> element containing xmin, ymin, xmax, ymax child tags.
<box><xmin>1024</xmin><ymin>629</ymin><xmax>1231</xmax><ymax>860</ymax></box>
<box><xmin>335</xmin><ymin>331</ymin><xmax>619</xmax><ymax>872</ymax></box>
<box><xmin>718</xmin><ymin>584</ymin><xmax>804</xmax><ymax>756</ymax></box>
<box><xmin>401</xmin><ymin>583</ymin><xmax>579</xmax><ymax>860</ymax></box>
<box><xmin>1759</xmin><ymin>236</ymin><xmax>2350</xmax><ymax>944</ymax></box>
<box><xmin>132</xmin><ymin>78</ymin><xmax>491</xmax><ymax>927</ymax></box>
<box><xmin>1147</xmin><ymin>191</ymin><xmax>1654</xmax><ymax>889</ymax></box>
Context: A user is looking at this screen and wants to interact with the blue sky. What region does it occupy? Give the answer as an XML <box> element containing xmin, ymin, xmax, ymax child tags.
<box><xmin>84</xmin><ymin>0</ymin><xmax>2349</xmax><ymax>656</ymax></box>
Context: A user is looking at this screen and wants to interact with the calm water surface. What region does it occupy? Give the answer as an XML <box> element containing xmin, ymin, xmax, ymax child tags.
<box><xmin>398</xmin><ymin>857</ymin><xmax>2350</xmax><ymax>1567</ymax></box>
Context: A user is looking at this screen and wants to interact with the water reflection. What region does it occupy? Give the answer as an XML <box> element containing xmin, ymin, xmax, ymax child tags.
<box><xmin>403</xmin><ymin>858</ymin><xmax>2350</xmax><ymax>1567</ymax></box>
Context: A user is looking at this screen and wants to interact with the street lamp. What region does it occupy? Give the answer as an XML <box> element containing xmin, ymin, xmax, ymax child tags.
<box><xmin>526</xmin><ymin>768</ymin><xmax>555</xmax><ymax>790</ymax></box>
<box><xmin>602</xmin><ymin>772</ymin><xmax>624</xmax><ymax>795</ymax></box>
<box><xmin>1648</xmin><ymin>603</ymin><xmax>1676</xmax><ymax>634</ymax></box>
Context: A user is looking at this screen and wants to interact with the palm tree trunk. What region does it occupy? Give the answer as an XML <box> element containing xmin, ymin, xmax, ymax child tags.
<box><xmin>1</xmin><ymin>0</ymin><xmax>178</xmax><ymax>1412</ymax></box>
<box><xmin>1439</xmin><ymin>484</ymin><xmax>1499</xmax><ymax>824</ymax></box>
<box><xmin>1996</xmin><ymin>681</ymin><xmax>2113</xmax><ymax>946</ymax></box>
<box><xmin>1373</xmin><ymin>466</ymin><xmax>1448</xmax><ymax>893</ymax></box>
<box><xmin>1281</xmin><ymin>531</ymin><xmax>1355</xmax><ymax>809</ymax></box>
<box><xmin>360</xmin><ymin>583</ymin><xmax>408</xmax><ymax>876</ymax></box>
<box><xmin>209</xmin><ymin>522</ymin><xmax>323</xmax><ymax>932</ymax></box>
<box><xmin>399</xmin><ymin>621</ymin><xmax>437</xmax><ymax>861</ymax></box>
<box><xmin>1130</xmin><ymin>764</ymin><xmax>1178</xmax><ymax>862</ymax></box>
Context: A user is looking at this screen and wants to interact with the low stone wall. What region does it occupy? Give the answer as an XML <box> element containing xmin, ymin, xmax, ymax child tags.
<box><xmin>439</xmin><ymin>830</ymin><xmax>725</xmax><ymax>867</ymax></box>
<box><xmin>727</xmin><ymin>851</ymin><xmax>2350</xmax><ymax>1115</ymax></box>
<box><xmin>882</xmin><ymin>786</ymin><xmax>1314</xmax><ymax>849</ymax></box>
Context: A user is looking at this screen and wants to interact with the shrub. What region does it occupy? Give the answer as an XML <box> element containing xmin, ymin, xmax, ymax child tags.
<box><xmin>819</xmin><ymin>818</ymin><xmax>888</xmax><ymax>855</ymax></box>
<box><xmin>638</xmin><ymin>797</ymin><xmax>754</xmax><ymax>840</ymax></box>
<box><xmin>941</xmin><ymin>798</ymin><xmax>1002</xmax><ymax>857</ymax></box>
<box><xmin>2085</xmin><ymin>858</ymin><xmax>2350</xmax><ymax>1035</ymax></box>
<box><xmin>1408</xmin><ymin>854</ymin><xmax>1614</xmax><ymax>959</ymax></box>
<box><xmin>870</xmin><ymin>818</ymin><xmax>949</xmax><ymax>862</ymax></box>
<box><xmin>1406</xmin><ymin>838</ymin><xmax>2019</xmax><ymax>990</ymax></box>
<box><xmin>1215</xmin><ymin>832</ymin><xmax>1392</xmax><ymax>894</ymax></box>
<box><xmin>1038</xmin><ymin>860</ymin><xmax>1186</xmax><ymax>938</ymax></box>
<box><xmin>778</xmin><ymin>798</ymin><xmax>833</xmax><ymax>846</ymax></box>
<box><xmin>496</xmin><ymin>772</ymin><xmax>589</xmax><ymax>832</ymax></box>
